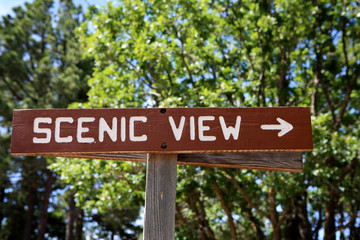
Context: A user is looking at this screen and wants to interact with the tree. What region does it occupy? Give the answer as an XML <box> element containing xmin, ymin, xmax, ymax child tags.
<box><xmin>0</xmin><ymin>0</ymin><xmax>91</xmax><ymax>238</ymax></box>
<box><xmin>51</xmin><ymin>0</ymin><xmax>360</xmax><ymax>238</ymax></box>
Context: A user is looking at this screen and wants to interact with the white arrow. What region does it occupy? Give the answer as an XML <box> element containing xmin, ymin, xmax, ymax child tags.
<box><xmin>260</xmin><ymin>118</ymin><xmax>293</xmax><ymax>137</ymax></box>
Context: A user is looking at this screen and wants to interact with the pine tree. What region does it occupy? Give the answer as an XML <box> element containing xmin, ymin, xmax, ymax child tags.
<box><xmin>0</xmin><ymin>0</ymin><xmax>91</xmax><ymax>238</ymax></box>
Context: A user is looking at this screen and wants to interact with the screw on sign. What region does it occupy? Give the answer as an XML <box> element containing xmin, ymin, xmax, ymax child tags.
<box><xmin>11</xmin><ymin>107</ymin><xmax>313</xmax><ymax>239</ymax></box>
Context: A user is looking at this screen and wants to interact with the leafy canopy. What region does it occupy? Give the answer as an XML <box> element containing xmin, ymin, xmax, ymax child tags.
<box><xmin>52</xmin><ymin>0</ymin><xmax>360</xmax><ymax>239</ymax></box>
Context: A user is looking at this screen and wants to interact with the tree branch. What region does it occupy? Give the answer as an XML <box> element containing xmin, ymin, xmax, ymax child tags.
<box><xmin>268</xmin><ymin>186</ymin><xmax>278</xmax><ymax>229</ymax></box>
<box><xmin>174</xmin><ymin>25</ymin><xmax>196</xmax><ymax>89</ymax></box>
<box><xmin>175</xmin><ymin>203</ymin><xmax>187</xmax><ymax>227</ymax></box>
<box><xmin>332</xmin><ymin>13</ymin><xmax>358</xmax><ymax>130</ymax></box>
<box><xmin>245</xmin><ymin>208</ymin><xmax>265</xmax><ymax>240</ymax></box>
<box><xmin>275</xmin><ymin>206</ymin><xmax>289</xmax><ymax>234</ymax></box>
<box><xmin>223</xmin><ymin>170</ymin><xmax>269</xmax><ymax>219</ymax></box>
<box><xmin>228</xmin><ymin>7</ymin><xmax>255</xmax><ymax>73</ymax></box>
<box><xmin>333</xmin><ymin>66</ymin><xmax>359</xmax><ymax>130</ymax></box>
<box><xmin>256</xmin><ymin>25</ymin><xmax>266</xmax><ymax>107</ymax></box>
<box><xmin>187</xmin><ymin>187</ymin><xmax>213</xmax><ymax>240</ymax></box>
<box><xmin>313</xmin><ymin>206</ymin><xmax>323</xmax><ymax>239</ymax></box>
<box><xmin>311</xmin><ymin>73</ymin><xmax>320</xmax><ymax>116</ymax></box>
<box><xmin>339</xmin><ymin>155</ymin><xmax>359</xmax><ymax>183</ymax></box>
<box><xmin>316</xmin><ymin>50</ymin><xmax>336</xmax><ymax>121</ymax></box>
<box><xmin>212</xmin><ymin>180</ymin><xmax>238</xmax><ymax>240</ymax></box>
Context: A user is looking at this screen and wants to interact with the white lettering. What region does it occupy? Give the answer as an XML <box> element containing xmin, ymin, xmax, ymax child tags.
<box><xmin>33</xmin><ymin>117</ymin><xmax>52</xmax><ymax>144</ymax></box>
<box><xmin>121</xmin><ymin>117</ymin><xmax>126</xmax><ymax>142</ymax></box>
<box><xmin>219</xmin><ymin>116</ymin><xmax>241</xmax><ymax>140</ymax></box>
<box><xmin>99</xmin><ymin>117</ymin><xmax>117</xmax><ymax>142</ymax></box>
<box><xmin>129</xmin><ymin>116</ymin><xmax>147</xmax><ymax>142</ymax></box>
<box><xmin>190</xmin><ymin>116</ymin><xmax>195</xmax><ymax>140</ymax></box>
<box><xmin>198</xmin><ymin>116</ymin><xmax>216</xmax><ymax>141</ymax></box>
<box><xmin>77</xmin><ymin>117</ymin><xmax>95</xmax><ymax>143</ymax></box>
<box><xmin>169</xmin><ymin>116</ymin><xmax>185</xmax><ymax>141</ymax></box>
<box><xmin>55</xmin><ymin>117</ymin><xmax>73</xmax><ymax>143</ymax></box>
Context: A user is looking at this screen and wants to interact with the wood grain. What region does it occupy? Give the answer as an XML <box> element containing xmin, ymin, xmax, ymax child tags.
<box><xmin>178</xmin><ymin>152</ymin><xmax>303</xmax><ymax>172</ymax></box>
<box><xmin>38</xmin><ymin>152</ymin><xmax>303</xmax><ymax>172</ymax></box>
<box><xmin>143</xmin><ymin>154</ymin><xmax>177</xmax><ymax>240</ymax></box>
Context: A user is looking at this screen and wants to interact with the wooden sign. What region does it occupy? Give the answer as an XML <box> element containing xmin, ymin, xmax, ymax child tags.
<box><xmin>11</xmin><ymin>107</ymin><xmax>312</xmax><ymax>156</ymax></box>
<box><xmin>10</xmin><ymin>107</ymin><xmax>313</xmax><ymax>238</ymax></box>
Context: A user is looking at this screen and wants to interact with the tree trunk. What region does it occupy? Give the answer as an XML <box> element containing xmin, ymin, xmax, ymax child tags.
<box><xmin>298</xmin><ymin>194</ymin><xmax>312</xmax><ymax>240</ymax></box>
<box><xmin>284</xmin><ymin>215</ymin><xmax>301</xmax><ymax>240</ymax></box>
<box><xmin>0</xmin><ymin>185</ymin><xmax>5</xmax><ymax>226</ymax></box>
<box><xmin>269</xmin><ymin>187</ymin><xmax>281</xmax><ymax>240</ymax></box>
<box><xmin>349</xmin><ymin>201</ymin><xmax>360</xmax><ymax>240</ymax></box>
<box><xmin>278</xmin><ymin>49</ymin><xmax>288</xmax><ymax>106</ymax></box>
<box><xmin>23</xmin><ymin>182</ymin><xmax>37</xmax><ymax>240</ymax></box>
<box><xmin>65</xmin><ymin>192</ymin><xmax>76</xmax><ymax>240</ymax></box>
<box><xmin>37</xmin><ymin>170</ymin><xmax>55</xmax><ymax>240</ymax></box>
<box><xmin>284</xmin><ymin>192</ymin><xmax>311</xmax><ymax>240</ymax></box>
<box><xmin>350</xmin><ymin>224</ymin><xmax>360</xmax><ymax>240</ymax></box>
<box><xmin>311</xmin><ymin>74</ymin><xmax>320</xmax><ymax>116</ymax></box>
<box><xmin>75</xmin><ymin>207</ymin><xmax>84</xmax><ymax>240</ymax></box>
<box><xmin>324</xmin><ymin>194</ymin><xmax>337</xmax><ymax>240</ymax></box>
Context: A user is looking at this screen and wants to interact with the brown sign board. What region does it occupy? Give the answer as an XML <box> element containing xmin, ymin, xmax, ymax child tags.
<box><xmin>11</xmin><ymin>107</ymin><xmax>312</xmax><ymax>154</ymax></box>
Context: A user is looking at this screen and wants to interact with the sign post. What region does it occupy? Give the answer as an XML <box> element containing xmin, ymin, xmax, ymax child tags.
<box><xmin>11</xmin><ymin>107</ymin><xmax>313</xmax><ymax>239</ymax></box>
<box><xmin>143</xmin><ymin>154</ymin><xmax>177</xmax><ymax>239</ymax></box>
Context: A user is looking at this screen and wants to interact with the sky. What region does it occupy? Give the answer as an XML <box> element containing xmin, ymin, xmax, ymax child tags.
<box><xmin>0</xmin><ymin>0</ymin><xmax>109</xmax><ymax>17</ymax></box>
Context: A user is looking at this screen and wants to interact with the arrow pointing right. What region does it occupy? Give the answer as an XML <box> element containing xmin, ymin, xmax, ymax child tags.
<box><xmin>260</xmin><ymin>118</ymin><xmax>294</xmax><ymax>137</ymax></box>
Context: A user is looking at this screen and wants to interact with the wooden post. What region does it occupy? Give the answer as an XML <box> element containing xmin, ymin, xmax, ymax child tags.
<box><xmin>143</xmin><ymin>153</ymin><xmax>177</xmax><ymax>240</ymax></box>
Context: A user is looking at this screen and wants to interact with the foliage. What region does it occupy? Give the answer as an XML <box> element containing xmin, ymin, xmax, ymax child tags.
<box><xmin>51</xmin><ymin>159</ymin><xmax>145</xmax><ymax>238</ymax></box>
<box><xmin>0</xmin><ymin>0</ymin><xmax>91</xmax><ymax>239</ymax></box>
<box><xmin>53</xmin><ymin>0</ymin><xmax>360</xmax><ymax>239</ymax></box>
<box><xmin>1</xmin><ymin>0</ymin><xmax>359</xmax><ymax>239</ymax></box>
